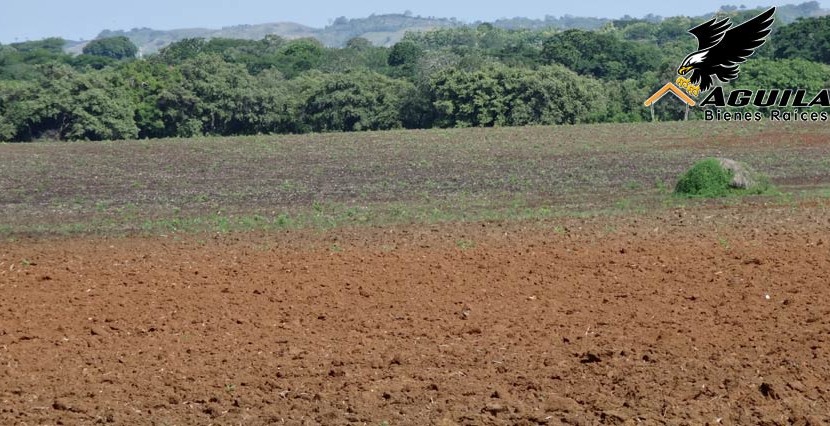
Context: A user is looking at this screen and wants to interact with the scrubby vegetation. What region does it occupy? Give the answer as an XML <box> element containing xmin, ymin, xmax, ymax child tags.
<box><xmin>675</xmin><ymin>158</ymin><xmax>735</xmax><ymax>197</ymax></box>
<box><xmin>675</xmin><ymin>158</ymin><xmax>774</xmax><ymax>198</ymax></box>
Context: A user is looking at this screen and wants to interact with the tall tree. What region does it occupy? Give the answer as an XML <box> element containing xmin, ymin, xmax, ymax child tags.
<box><xmin>83</xmin><ymin>36</ymin><xmax>139</xmax><ymax>60</ymax></box>
<box><xmin>772</xmin><ymin>16</ymin><xmax>830</xmax><ymax>63</ymax></box>
<box><xmin>430</xmin><ymin>64</ymin><xmax>607</xmax><ymax>127</ymax></box>
<box><xmin>541</xmin><ymin>30</ymin><xmax>661</xmax><ymax>80</ymax></box>
<box><xmin>0</xmin><ymin>64</ymin><xmax>137</xmax><ymax>141</ymax></box>
<box><xmin>299</xmin><ymin>70</ymin><xmax>413</xmax><ymax>132</ymax></box>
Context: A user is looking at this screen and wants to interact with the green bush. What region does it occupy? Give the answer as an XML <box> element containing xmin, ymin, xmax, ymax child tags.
<box><xmin>674</xmin><ymin>158</ymin><xmax>734</xmax><ymax>198</ymax></box>
<box><xmin>674</xmin><ymin>157</ymin><xmax>775</xmax><ymax>198</ymax></box>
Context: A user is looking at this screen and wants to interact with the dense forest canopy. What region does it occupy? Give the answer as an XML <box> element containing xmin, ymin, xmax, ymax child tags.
<box><xmin>1</xmin><ymin>3</ymin><xmax>829</xmax><ymax>142</ymax></box>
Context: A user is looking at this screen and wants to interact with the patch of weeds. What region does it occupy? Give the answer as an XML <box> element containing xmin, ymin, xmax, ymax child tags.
<box><xmin>330</xmin><ymin>243</ymin><xmax>343</xmax><ymax>253</ymax></box>
<box><xmin>280</xmin><ymin>179</ymin><xmax>307</xmax><ymax>193</ymax></box>
<box><xmin>274</xmin><ymin>213</ymin><xmax>293</xmax><ymax>228</ymax></box>
<box><xmin>675</xmin><ymin>158</ymin><xmax>732</xmax><ymax>198</ymax></box>
<box><xmin>141</xmin><ymin>220</ymin><xmax>156</xmax><ymax>232</ymax></box>
<box><xmin>506</xmin><ymin>174</ymin><xmax>531</xmax><ymax>189</ymax></box>
<box><xmin>389</xmin><ymin>205</ymin><xmax>407</xmax><ymax>218</ymax></box>
<box><xmin>192</xmin><ymin>194</ymin><xmax>210</xmax><ymax>203</ymax></box>
<box><xmin>121</xmin><ymin>203</ymin><xmax>139</xmax><ymax>218</ymax></box>
<box><xmin>615</xmin><ymin>198</ymin><xmax>633</xmax><ymax>210</ymax></box>
<box><xmin>773</xmin><ymin>192</ymin><xmax>796</xmax><ymax>207</ymax></box>
<box><xmin>424</xmin><ymin>179</ymin><xmax>441</xmax><ymax>190</ymax></box>
<box><xmin>655</xmin><ymin>179</ymin><xmax>671</xmax><ymax>195</ymax></box>
<box><xmin>455</xmin><ymin>239</ymin><xmax>476</xmax><ymax>250</ymax></box>
<box><xmin>159</xmin><ymin>218</ymin><xmax>183</xmax><ymax>232</ymax></box>
<box><xmin>717</xmin><ymin>236</ymin><xmax>730</xmax><ymax>251</ymax></box>
<box><xmin>661</xmin><ymin>196</ymin><xmax>685</xmax><ymax>209</ymax></box>
<box><xmin>343</xmin><ymin>207</ymin><xmax>360</xmax><ymax>218</ymax></box>
<box><xmin>237</xmin><ymin>215</ymin><xmax>263</xmax><ymax>230</ymax></box>
<box><xmin>59</xmin><ymin>222</ymin><xmax>90</xmax><ymax>235</ymax></box>
<box><xmin>817</xmin><ymin>188</ymin><xmax>830</xmax><ymax>199</ymax></box>
<box><xmin>625</xmin><ymin>181</ymin><xmax>643</xmax><ymax>191</ymax></box>
<box><xmin>215</xmin><ymin>215</ymin><xmax>231</xmax><ymax>233</ymax></box>
<box><xmin>535</xmin><ymin>206</ymin><xmax>553</xmax><ymax>218</ymax></box>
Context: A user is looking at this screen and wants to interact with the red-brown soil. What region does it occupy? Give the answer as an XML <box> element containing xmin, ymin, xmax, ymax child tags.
<box><xmin>2</xmin><ymin>203</ymin><xmax>830</xmax><ymax>425</ymax></box>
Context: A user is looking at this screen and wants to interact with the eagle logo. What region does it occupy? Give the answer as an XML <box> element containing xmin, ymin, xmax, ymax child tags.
<box><xmin>677</xmin><ymin>7</ymin><xmax>775</xmax><ymax>93</ymax></box>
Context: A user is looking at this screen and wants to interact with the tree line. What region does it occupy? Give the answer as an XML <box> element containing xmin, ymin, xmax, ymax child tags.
<box><xmin>1</xmin><ymin>12</ymin><xmax>829</xmax><ymax>142</ymax></box>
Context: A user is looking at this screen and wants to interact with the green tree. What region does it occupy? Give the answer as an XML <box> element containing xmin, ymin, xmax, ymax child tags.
<box><xmin>11</xmin><ymin>37</ymin><xmax>67</xmax><ymax>55</ymax></box>
<box><xmin>430</xmin><ymin>64</ymin><xmax>607</xmax><ymax>127</ymax></box>
<box><xmin>399</xmin><ymin>85</ymin><xmax>436</xmax><ymax>129</ymax></box>
<box><xmin>158</xmin><ymin>38</ymin><xmax>207</xmax><ymax>64</ymax></box>
<box><xmin>388</xmin><ymin>40</ymin><xmax>423</xmax><ymax>71</ymax></box>
<box><xmin>251</xmin><ymin>68</ymin><xmax>303</xmax><ymax>134</ymax></box>
<box><xmin>0</xmin><ymin>64</ymin><xmax>137</xmax><ymax>141</ymax></box>
<box><xmin>733</xmin><ymin>58</ymin><xmax>830</xmax><ymax>113</ymax></box>
<box><xmin>82</xmin><ymin>36</ymin><xmax>139</xmax><ymax>60</ymax></box>
<box><xmin>345</xmin><ymin>37</ymin><xmax>373</xmax><ymax>50</ymax></box>
<box><xmin>541</xmin><ymin>30</ymin><xmax>661</xmax><ymax>80</ymax></box>
<box><xmin>277</xmin><ymin>38</ymin><xmax>325</xmax><ymax>78</ymax></box>
<box><xmin>1</xmin><ymin>38</ymin><xmax>72</xmax><ymax>80</ymax></box>
<box><xmin>117</xmin><ymin>59</ymin><xmax>182</xmax><ymax>138</ymax></box>
<box><xmin>299</xmin><ymin>70</ymin><xmax>412</xmax><ymax>132</ymax></box>
<box><xmin>157</xmin><ymin>54</ymin><xmax>299</xmax><ymax>136</ymax></box>
<box><xmin>197</xmin><ymin>36</ymin><xmax>288</xmax><ymax>75</ymax></box>
<box><xmin>70</xmin><ymin>54</ymin><xmax>117</xmax><ymax>70</ymax></box>
<box><xmin>321</xmin><ymin>43</ymin><xmax>390</xmax><ymax>75</ymax></box>
<box><xmin>772</xmin><ymin>16</ymin><xmax>830</xmax><ymax>63</ymax></box>
<box><xmin>621</xmin><ymin>22</ymin><xmax>657</xmax><ymax>41</ymax></box>
<box><xmin>741</xmin><ymin>58</ymin><xmax>830</xmax><ymax>91</ymax></box>
<box><xmin>0</xmin><ymin>79</ymin><xmax>36</xmax><ymax>140</ymax></box>
<box><xmin>158</xmin><ymin>55</ymin><xmax>253</xmax><ymax>136</ymax></box>
<box><xmin>655</xmin><ymin>17</ymin><xmax>696</xmax><ymax>46</ymax></box>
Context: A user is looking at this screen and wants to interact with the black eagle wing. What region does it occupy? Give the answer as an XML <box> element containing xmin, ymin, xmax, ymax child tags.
<box><xmin>688</xmin><ymin>16</ymin><xmax>732</xmax><ymax>50</ymax></box>
<box><xmin>707</xmin><ymin>7</ymin><xmax>775</xmax><ymax>81</ymax></box>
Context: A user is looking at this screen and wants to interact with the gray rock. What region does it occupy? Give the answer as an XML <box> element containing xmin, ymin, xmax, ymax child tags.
<box><xmin>716</xmin><ymin>158</ymin><xmax>759</xmax><ymax>189</ymax></box>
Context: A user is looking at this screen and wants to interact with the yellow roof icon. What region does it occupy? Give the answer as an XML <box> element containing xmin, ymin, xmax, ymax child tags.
<box><xmin>644</xmin><ymin>82</ymin><xmax>696</xmax><ymax>107</ymax></box>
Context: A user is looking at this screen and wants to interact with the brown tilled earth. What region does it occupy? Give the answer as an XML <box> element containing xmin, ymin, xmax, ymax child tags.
<box><xmin>1</xmin><ymin>203</ymin><xmax>829</xmax><ymax>425</ymax></box>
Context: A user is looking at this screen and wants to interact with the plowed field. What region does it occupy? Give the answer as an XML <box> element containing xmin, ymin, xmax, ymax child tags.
<box><xmin>2</xmin><ymin>122</ymin><xmax>830</xmax><ymax>424</ymax></box>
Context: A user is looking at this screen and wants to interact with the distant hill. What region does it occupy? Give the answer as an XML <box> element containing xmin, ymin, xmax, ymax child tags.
<box><xmin>64</xmin><ymin>2</ymin><xmax>828</xmax><ymax>55</ymax></box>
<box><xmin>66</xmin><ymin>14</ymin><xmax>462</xmax><ymax>55</ymax></box>
<box><xmin>315</xmin><ymin>13</ymin><xmax>461</xmax><ymax>47</ymax></box>
<box><xmin>66</xmin><ymin>22</ymin><xmax>318</xmax><ymax>55</ymax></box>
<box><xmin>490</xmin><ymin>1</ymin><xmax>829</xmax><ymax>29</ymax></box>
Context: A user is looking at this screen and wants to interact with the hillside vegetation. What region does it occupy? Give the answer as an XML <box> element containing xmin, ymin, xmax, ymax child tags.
<box><xmin>0</xmin><ymin>2</ymin><xmax>829</xmax><ymax>142</ymax></box>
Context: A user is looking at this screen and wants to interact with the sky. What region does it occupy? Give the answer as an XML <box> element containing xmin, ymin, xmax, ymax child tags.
<box><xmin>0</xmin><ymin>0</ymin><xmax>820</xmax><ymax>43</ymax></box>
